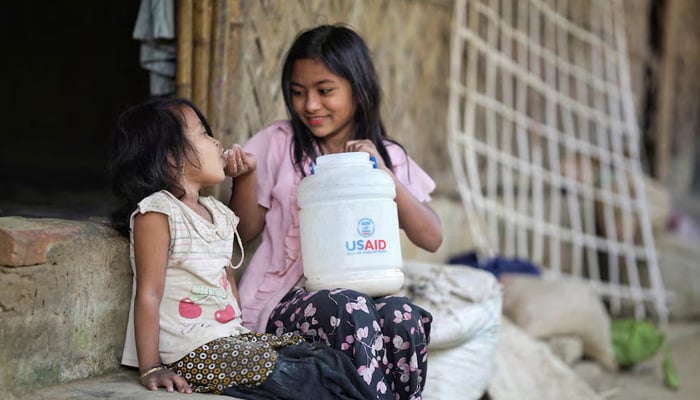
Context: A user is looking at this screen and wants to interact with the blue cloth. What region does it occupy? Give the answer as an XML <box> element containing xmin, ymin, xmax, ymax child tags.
<box><xmin>448</xmin><ymin>251</ymin><xmax>540</xmax><ymax>279</ymax></box>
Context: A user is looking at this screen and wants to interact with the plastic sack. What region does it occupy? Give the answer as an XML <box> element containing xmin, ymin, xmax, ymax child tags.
<box><xmin>488</xmin><ymin>318</ymin><xmax>604</xmax><ymax>400</ymax></box>
<box><xmin>400</xmin><ymin>261</ymin><xmax>502</xmax><ymax>400</ymax></box>
<box><xmin>501</xmin><ymin>275</ymin><xmax>617</xmax><ymax>370</ymax></box>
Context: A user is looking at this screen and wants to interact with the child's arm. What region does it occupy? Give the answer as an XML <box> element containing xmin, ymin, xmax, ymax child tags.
<box><xmin>226</xmin><ymin>266</ymin><xmax>241</xmax><ymax>307</ymax></box>
<box><xmin>345</xmin><ymin>139</ymin><xmax>443</xmax><ymax>252</ymax></box>
<box><xmin>225</xmin><ymin>144</ymin><xmax>267</xmax><ymax>242</ymax></box>
<box><xmin>132</xmin><ymin>212</ymin><xmax>192</xmax><ymax>393</ymax></box>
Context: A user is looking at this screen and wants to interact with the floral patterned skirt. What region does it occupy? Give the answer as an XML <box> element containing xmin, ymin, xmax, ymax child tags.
<box><xmin>266</xmin><ymin>287</ymin><xmax>433</xmax><ymax>400</ymax></box>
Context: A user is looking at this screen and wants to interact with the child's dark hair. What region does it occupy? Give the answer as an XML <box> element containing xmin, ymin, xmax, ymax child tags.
<box><xmin>109</xmin><ymin>97</ymin><xmax>213</xmax><ymax>236</ymax></box>
<box><xmin>281</xmin><ymin>24</ymin><xmax>399</xmax><ymax>175</ymax></box>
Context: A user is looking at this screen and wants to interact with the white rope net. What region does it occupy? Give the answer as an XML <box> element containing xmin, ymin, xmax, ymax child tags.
<box><xmin>448</xmin><ymin>0</ymin><xmax>669</xmax><ymax>321</ymax></box>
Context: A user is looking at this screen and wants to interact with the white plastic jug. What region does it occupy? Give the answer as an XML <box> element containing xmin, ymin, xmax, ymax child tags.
<box><xmin>297</xmin><ymin>152</ymin><xmax>404</xmax><ymax>296</ymax></box>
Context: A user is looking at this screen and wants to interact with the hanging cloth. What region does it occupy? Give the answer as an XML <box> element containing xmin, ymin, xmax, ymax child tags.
<box><xmin>132</xmin><ymin>0</ymin><xmax>176</xmax><ymax>95</ymax></box>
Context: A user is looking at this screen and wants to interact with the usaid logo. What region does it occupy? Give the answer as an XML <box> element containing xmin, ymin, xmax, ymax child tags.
<box><xmin>357</xmin><ymin>218</ymin><xmax>375</xmax><ymax>237</ymax></box>
<box><xmin>346</xmin><ymin>217</ymin><xmax>387</xmax><ymax>252</ymax></box>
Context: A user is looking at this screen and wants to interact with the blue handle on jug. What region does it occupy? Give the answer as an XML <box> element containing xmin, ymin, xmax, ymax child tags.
<box><xmin>369</xmin><ymin>155</ymin><xmax>378</xmax><ymax>169</ymax></box>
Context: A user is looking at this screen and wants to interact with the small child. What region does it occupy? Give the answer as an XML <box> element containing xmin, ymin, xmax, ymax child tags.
<box><xmin>110</xmin><ymin>96</ymin><xmax>372</xmax><ymax>399</ymax></box>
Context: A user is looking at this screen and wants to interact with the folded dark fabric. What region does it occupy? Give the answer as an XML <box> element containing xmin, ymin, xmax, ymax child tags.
<box><xmin>448</xmin><ymin>251</ymin><xmax>540</xmax><ymax>278</ymax></box>
<box><xmin>223</xmin><ymin>341</ymin><xmax>378</xmax><ymax>400</ymax></box>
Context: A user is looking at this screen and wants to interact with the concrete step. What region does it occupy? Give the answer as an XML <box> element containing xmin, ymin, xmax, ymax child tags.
<box><xmin>0</xmin><ymin>216</ymin><xmax>132</xmax><ymax>399</ymax></box>
<box><xmin>24</xmin><ymin>369</ymin><xmax>217</xmax><ymax>400</ymax></box>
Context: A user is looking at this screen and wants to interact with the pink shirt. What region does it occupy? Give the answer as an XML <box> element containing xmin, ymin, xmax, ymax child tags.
<box><xmin>238</xmin><ymin>120</ymin><xmax>436</xmax><ymax>332</ymax></box>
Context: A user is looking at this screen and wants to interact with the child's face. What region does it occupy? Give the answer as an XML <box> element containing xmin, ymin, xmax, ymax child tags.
<box><xmin>290</xmin><ymin>58</ymin><xmax>356</xmax><ymax>147</ymax></box>
<box><xmin>180</xmin><ymin>106</ymin><xmax>226</xmax><ymax>186</ymax></box>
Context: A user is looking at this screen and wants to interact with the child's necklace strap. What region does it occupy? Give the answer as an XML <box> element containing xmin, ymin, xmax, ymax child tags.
<box><xmin>230</xmin><ymin>228</ymin><xmax>244</xmax><ymax>269</ymax></box>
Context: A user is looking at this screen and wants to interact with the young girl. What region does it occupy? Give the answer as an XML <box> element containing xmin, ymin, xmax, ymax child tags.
<box><xmin>228</xmin><ymin>24</ymin><xmax>443</xmax><ymax>399</ymax></box>
<box><xmin>110</xmin><ymin>97</ymin><xmax>373</xmax><ymax>399</ymax></box>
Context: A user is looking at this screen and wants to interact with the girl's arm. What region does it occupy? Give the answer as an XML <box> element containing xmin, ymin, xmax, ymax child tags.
<box><xmin>393</xmin><ymin>181</ymin><xmax>443</xmax><ymax>252</ymax></box>
<box><xmin>132</xmin><ymin>212</ymin><xmax>192</xmax><ymax>393</ymax></box>
<box><xmin>225</xmin><ymin>144</ymin><xmax>267</xmax><ymax>243</ymax></box>
<box><xmin>345</xmin><ymin>140</ymin><xmax>443</xmax><ymax>252</ymax></box>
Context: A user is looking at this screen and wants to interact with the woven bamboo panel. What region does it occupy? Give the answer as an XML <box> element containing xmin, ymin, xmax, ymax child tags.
<box><xmin>447</xmin><ymin>0</ymin><xmax>669</xmax><ymax>321</ymax></box>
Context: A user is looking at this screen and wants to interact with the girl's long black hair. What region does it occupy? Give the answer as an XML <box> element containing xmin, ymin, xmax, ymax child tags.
<box><xmin>109</xmin><ymin>97</ymin><xmax>213</xmax><ymax>236</ymax></box>
<box><xmin>281</xmin><ymin>24</ymin><xmax>400</xmax><ymax>175</ymax></box>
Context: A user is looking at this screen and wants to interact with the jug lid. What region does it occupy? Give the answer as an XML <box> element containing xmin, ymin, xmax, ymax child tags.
<box><xmin>315</xmin><ymin>152</ymin><xmax>373</xmax><ymax>169</ymax></box>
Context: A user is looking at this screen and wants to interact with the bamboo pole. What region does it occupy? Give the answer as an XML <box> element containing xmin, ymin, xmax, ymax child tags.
<box><xmin>192</xmin><ymin>0</ymin><xmax>213</xmax><ymax>112</ymax></box>
<box><xmin>176</xmin><ymin>0</ymin><xmax>193</xmax><ymax>99</ymax></box>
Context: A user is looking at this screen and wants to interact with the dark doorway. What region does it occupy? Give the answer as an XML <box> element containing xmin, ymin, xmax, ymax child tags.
<box><xmin>0</xmin><ymin>1</ymin><xmax>150</xmax><ymax>219</ymax></box>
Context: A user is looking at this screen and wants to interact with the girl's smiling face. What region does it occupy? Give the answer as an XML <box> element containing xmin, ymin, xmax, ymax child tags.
<box><xmin>290</xmin><ymin>58</ymin><xmax>356</xmax><ymax>151</ymax></box>
<box><xmin>180</xmin><ymin>105</ymin><xmax>225</xmax><ymax>187</ymax></box>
